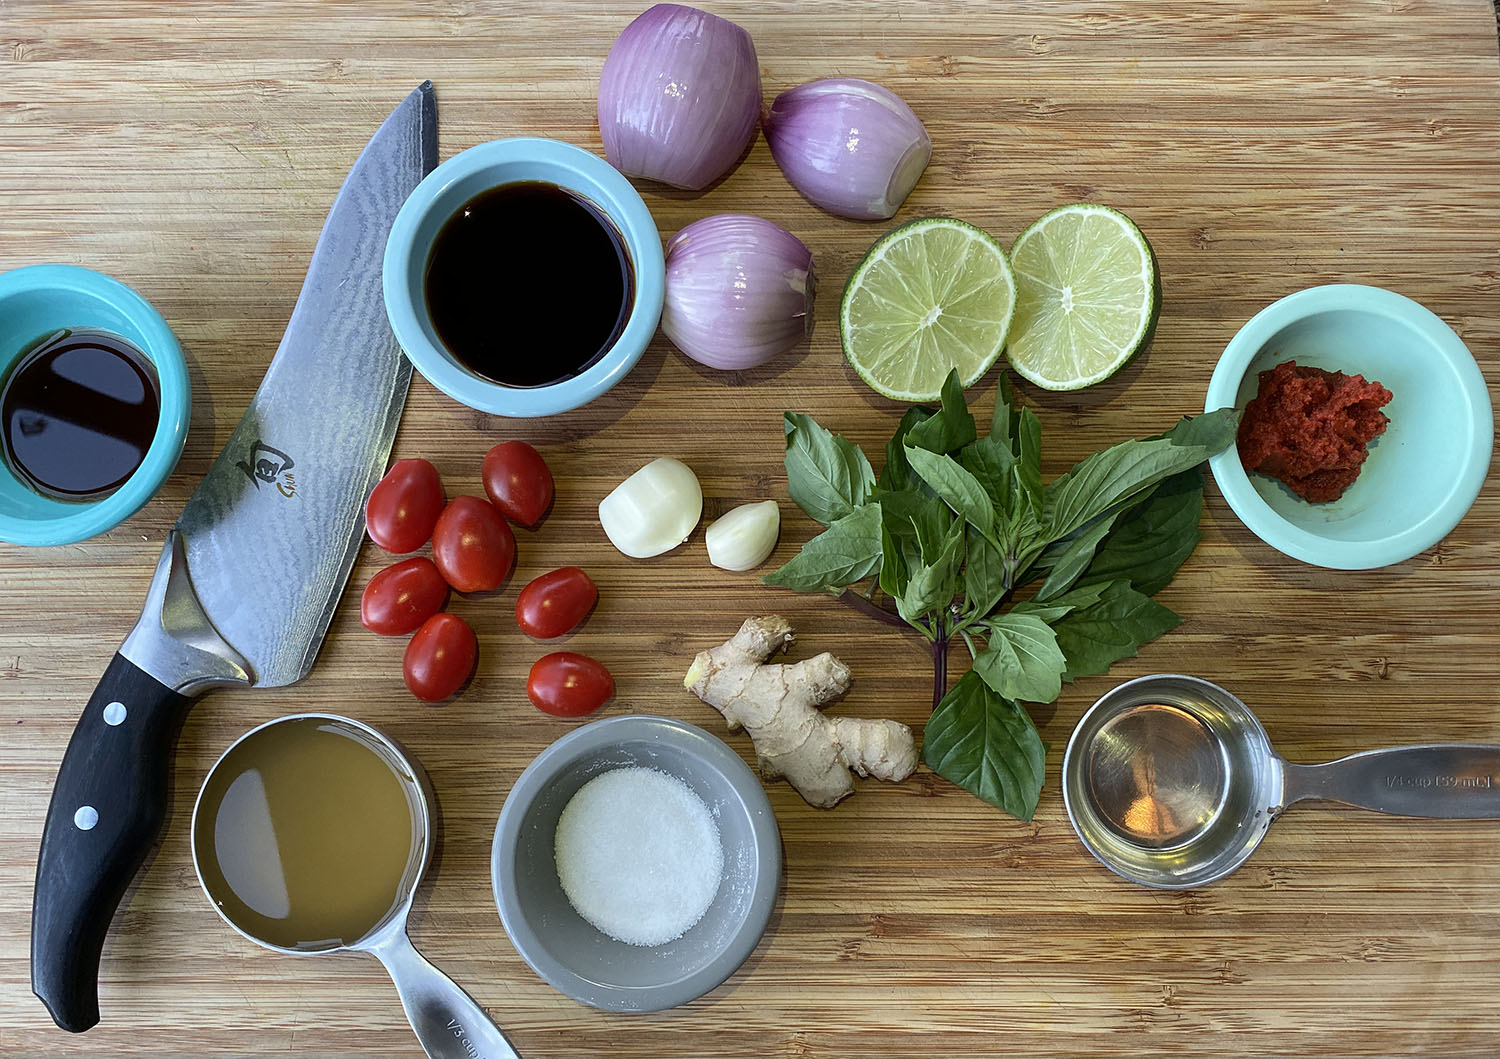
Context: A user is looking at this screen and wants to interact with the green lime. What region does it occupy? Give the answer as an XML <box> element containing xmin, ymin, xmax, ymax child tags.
<box><xmin>840</xmin><ymin>217</ymin><xmax>1017</xmax><ymax>402</ymax></box>
<box><xmin>1004</xmin><ymin>203</ymin><xmax>1161</xmax><ymax>391</ymax></box>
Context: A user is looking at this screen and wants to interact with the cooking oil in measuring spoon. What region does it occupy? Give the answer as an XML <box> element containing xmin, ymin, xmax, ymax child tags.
<box><xmin>193</xmin><ymin>718</ymin><xmax>423</xmax><ymax>950</ymax></box>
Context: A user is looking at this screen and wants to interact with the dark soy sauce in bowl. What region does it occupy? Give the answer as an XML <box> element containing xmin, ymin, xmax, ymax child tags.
<box><xmin>424</xmin><ymin>181</ymin><xmax>635</xmax><ymax>389</ymax></box>
<box><xmin>1</xmin><ymin>328</ymin><xmax>161</xmax><ymax>501</ymax></box>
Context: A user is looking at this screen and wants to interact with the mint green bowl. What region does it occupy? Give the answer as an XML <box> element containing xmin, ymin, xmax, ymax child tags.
<box><xmin>1205</xmin><ymin>284</ymin><xmax>1492</xmax><ymax>570</ymax></box>
<box><xmin>0</xmin><ymin>265</ymin><xmax>190</xmax><ymax>546</ymax></box>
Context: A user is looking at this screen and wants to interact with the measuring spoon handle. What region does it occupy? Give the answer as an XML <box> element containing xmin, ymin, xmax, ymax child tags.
<box><xmin>368</xmin><ymin>929</ymin><xmax>521</xmax><ymax>1059</ymax></box>
<box><xmin>1283</xmin><ymin>744</ymin><xmax>1500</xmax><ymax>818</ymax></box>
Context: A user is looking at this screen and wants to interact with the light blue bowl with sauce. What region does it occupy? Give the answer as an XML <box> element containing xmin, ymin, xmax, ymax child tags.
<box><xmin>1205</xmin><ymin>284</ymin><xmax>1492</xmax><ymax>569</ymax></box>
<box><xmin>0</xmin><ymin>265</ymin><xmax>190</xmax><ymax>547</ymax></box>
<box><xmin>383</xmin><ymin>137</ymin><xmax>666</xmax><ymax>418</ymax></box>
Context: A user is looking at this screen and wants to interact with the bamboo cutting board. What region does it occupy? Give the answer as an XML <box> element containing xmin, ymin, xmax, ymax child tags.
<box><xmin>2</xmin><ymin>2</ymin><xmax>1500</xmax><ymax>1056</ymax></box>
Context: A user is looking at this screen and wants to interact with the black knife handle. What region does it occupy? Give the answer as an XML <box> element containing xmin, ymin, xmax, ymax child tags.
<box><xmin>32</xmin><ymin>653</ymin><xmax>194</xmax><ymax>1033</ymax></box>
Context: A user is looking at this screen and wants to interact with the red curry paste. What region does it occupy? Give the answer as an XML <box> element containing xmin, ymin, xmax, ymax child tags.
<box><xmin>1236</xmin><ymin>360</ymin><xmax>1393</xmax><ymax>503</ymax></box>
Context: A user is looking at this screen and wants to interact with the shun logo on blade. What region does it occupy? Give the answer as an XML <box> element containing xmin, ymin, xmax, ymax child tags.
<box><xmin>236</xmin><ymin>440</ymin><xmax>298</xmax><ymax>498</ymax></box>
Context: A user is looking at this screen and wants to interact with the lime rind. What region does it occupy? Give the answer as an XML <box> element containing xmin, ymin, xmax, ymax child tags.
<box><xmin>1005</xmin><ymin>203</ymin><xmax>1160</xmax><ymax>391</ymax></box>
<box><xmin>841</xmin><ymin>217</ymin><xmax>1017</xmax><ymax>402</ymax></box>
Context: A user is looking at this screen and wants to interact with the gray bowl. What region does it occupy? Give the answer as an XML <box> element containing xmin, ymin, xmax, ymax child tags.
<box><xmin>491</xmin><ymin>714</ymin><xmax>782</xmax><ymax>1012</ymax></box>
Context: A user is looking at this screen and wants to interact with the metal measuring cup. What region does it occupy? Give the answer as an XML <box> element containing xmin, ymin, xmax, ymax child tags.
<box><xmin>1061</xmin><ymin>675</ymin><xmax>1500</xmax><ymax>889</ymax></box>
<box><xmin>191</xmin><ymin>714</ymin><xmax>520</xmax><ymax>1059</ymax></box>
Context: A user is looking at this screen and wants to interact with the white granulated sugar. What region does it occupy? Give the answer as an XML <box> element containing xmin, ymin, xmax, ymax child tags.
<box><xmin>554</xmin><ymin>766</ymin><xmax>725</xmax><ymax>947</ymax></box>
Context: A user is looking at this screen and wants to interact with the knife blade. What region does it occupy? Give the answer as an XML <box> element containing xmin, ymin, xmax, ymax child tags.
<box><xmin>31</xmin><ymin>82</ymin><xmax>438</xmax><ymax>1033</ymax></box>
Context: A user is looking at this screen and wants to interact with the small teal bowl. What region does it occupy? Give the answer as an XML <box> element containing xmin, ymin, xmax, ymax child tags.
<box><xmin>0</xmin><ymin>265</ymin><xmax>190</xmax><ymax>547</ymax></box>
<box><xmin>1205</xmin><ymin>284</ymin><xmax>1492</xmax><ymax>569</ymax></box>
<box><xmin>383</xmin><ymin>137</ymin><xmax>665</xmax><ymax>418</ymax></box>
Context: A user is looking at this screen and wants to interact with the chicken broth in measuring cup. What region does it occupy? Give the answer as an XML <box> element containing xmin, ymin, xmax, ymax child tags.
<box><xmin>193</xmin><ymin>717</ymin><xmax>424</xmax><ymax>950</ymax></box>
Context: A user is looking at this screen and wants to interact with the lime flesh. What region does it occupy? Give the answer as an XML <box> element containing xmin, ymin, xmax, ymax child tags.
<box><xmin>1005</xmin><ymin>204</ymin><xmax>1160</xmax><ymax>391</ymax></box>
<box><xmin>841</xmin><ymin>218</ymin><xmax>1017</xmax><ymax>402</ymax></box>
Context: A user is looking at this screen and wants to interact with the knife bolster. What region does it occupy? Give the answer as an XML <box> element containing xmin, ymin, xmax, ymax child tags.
<box><xmin>120</xmin><ymin>530</ymin><xmax>254</xmax><ymax>694</ymax></box>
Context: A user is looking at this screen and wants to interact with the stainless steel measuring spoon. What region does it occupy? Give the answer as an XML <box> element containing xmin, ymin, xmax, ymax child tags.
<box><xmin>191</xmin><ymin>714</ymin><xmax>520</xmax><ymax>1059</ymax></box>
<box><xmin>1061</xmin><ymin>674</ymin><xmax>1500</xmax><ymax>889</ymax></box>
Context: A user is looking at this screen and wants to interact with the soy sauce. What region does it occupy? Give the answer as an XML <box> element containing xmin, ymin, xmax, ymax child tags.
<box><xmin>424</xmin><ymin>181</ymin><xmax>634</xmax><ymax>388</ymax></box>
<box><xmin>1</xmin><ymin>329</ymin><xmax>160</xmax><ymax>501</ymax></box>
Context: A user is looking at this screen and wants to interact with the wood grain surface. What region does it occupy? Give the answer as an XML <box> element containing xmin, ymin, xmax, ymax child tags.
<box><xmin>3</xmin><ymin>1</ymin><xmax>1500</xmax><ymax>1056</ymax></box>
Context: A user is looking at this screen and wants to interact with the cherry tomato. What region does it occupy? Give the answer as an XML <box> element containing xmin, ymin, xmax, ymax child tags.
<box><xmin>526</xmin><ymin>652</ymin><xmax>613</xmax><ymax>717</ymax></box>
<box><xmin>361</xmin><ymin>557</ymin><xmax>449</xmax><ymax>636</ymax></box>
<box><xmin>515</xmin><ymin>567</ymin><xmax>598</xmax><ymax>639</ymax></box>
<box><xmin>431</xmin><ymin>495</ymin><xmax>516</xmax><ymax>593</ymax></box>
<box><xmin>482</xmin><ymin>440</ymin><xmax>554</xmax><ymax>527</ymax></box>
<box><xmin>366</xmin><ymin>458</ymin><xmax>445</xmax><ymax>553</ymax></box>
<box><xmin>403</xmin><ymin>612</ymin><xmax>478</xmax><ymax>702</ymax></box>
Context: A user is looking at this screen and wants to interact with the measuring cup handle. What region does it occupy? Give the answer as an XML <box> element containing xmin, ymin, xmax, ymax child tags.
<box><xmin>368</xmin><ymin>929</ymin><xmax>522</xmax><ymax>1059</ymax></box>
<box><xmin>1283</xmin><ymin>745</ymin><xmax>1500</xmax><ymax>818</ymax></box>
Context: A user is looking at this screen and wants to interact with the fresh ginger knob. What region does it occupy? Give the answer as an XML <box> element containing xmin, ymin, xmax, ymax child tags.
<box><xmin>684</xmin><ymin>615</ymin><xmax>918</xmax><ymax>808</ymax></box>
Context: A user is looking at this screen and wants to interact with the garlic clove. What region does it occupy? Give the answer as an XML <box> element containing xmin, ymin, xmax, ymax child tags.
<box><xmin>598</xmin><ymin>457</ymin><xmax>704</xmax><ymax>558</ymax></box>
<box><xmin>705</xmin><ymin>500</ymin><xmax>781</xmax><ymax>571</ymax></box>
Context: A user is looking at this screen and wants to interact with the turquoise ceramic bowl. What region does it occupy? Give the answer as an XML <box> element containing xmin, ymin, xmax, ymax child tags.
<box><xmin>383</xmin><ymin>137</ymin><xmax>665</xmax><ymax>418</ymax></box>
<box><xmin>0</xmin><ymin>265</ymin><xmax>190</xmax><ymax>547</ymax></box>
<box><xmin>1205</xmin><ymin>284</ymin><xmax>1492</xmax><ymax>569</ymax></box>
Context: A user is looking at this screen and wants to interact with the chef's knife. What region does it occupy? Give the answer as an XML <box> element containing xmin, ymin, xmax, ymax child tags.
<box><xmin>31</xmin><ymin>82</ymin><xmax>438</xmax><ymax>1033</ymax></box>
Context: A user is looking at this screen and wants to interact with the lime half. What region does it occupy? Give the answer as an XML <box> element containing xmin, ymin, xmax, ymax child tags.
<box><xmin>1005</xmin><ymin>204</ymin><xmax>1160</xmax><ymax>391</ymax></box>
<box><xmin>841</xmin><ymin>218</ymin><xmax>1017</xmax><ymax>402</ymax></box>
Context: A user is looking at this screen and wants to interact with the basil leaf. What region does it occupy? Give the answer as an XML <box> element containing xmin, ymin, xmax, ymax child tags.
<box><xmin>1051</xmin><ymin>579</ymin><xmax>1181</xmax><ymax>680</ymax></box>
<box><xmin>1164</xmin><ymin>407</ymin><xmax>1241</xmax><ymax>450</ymax></box>
<box><xmin>904</xmin><ymin>445</ymin><xmax>996</xmax><ymax>541</ymax></box>
<box><xmin>1015</xmin><ymin>407</ymin><xmax>1043</xmax><ymax>519</ymax></box>
<box><xmin>762</xmin><ymin>502</ymin><xmax>883</xmax><ymax>592</ymax></box>
<box><xmin>878</xmin><ymin>488</ymin><xmax>925</xmax><ymax>532</ymax></box>
<box><xmin>880</xmin><ymin>407</ymin><xmax>935</xmax><ymax>492</ymax></box>
<box><xmin>958</xmin><ymin>436</ymin><xmax>1016</xmax><ymax>524</ymax></box>
<box><xmin>906</xmin><ymin>369</ymin><xmax>977</xmax><ymax>454</ymax></box>
<box><xmin>922</xmin><ymin>670</ymin><xmax>1047</xmax><ymax>821</ymax></box>
<box><xmin>783</xmin><ymin>412</ymin><xmax>876</xmax><ymax>526</ymax></box>
<box><xmin>1033</xmin><ymin>509</ymin><xmax>1123</xmax><ymax>602</ymax></box>
<box><xmin>990</xmin><ymin>372</ymin><xmax>1017</xmax><ymax>452</ymax></box>
<box><xmin>912</xmin><ymin>504</ymin><xmax>956</xmax><ymax>561</ymax></box>
<box><xmin>878</xmin><ymin>520</ymin><xmax>908</xmax><ymax>600</ymax></box>
<box><xmin>897</xmin><ymin>516</ymin><xmax>965</xmax><ymax>624</ymax></box>
<box><xmin>1010</xmin><ymin>502</ymin><xmax>1044</xmax><ymax>557</ymax></box>
<box><xmin>962</xmin><ymin>525</ymin><xmax>1007</xmax><ymax>619</ymax></box>
<box><xmin>964</xmin><ymin>413</ymin><xmax>1039</xmax><ymax>545</ymax></box>
<box><xmin>1011</xmin><ymin>580</ymin><xmax>1110</xmax><ymax>624</ymax></box>
<box><xmin>879</xmin><ymin>488</ymin><xmax>953</xmax><ymax>570</ymax></box>
<box><xmin>1044</xmin><ymin>440</ymin><xmax>1199</xmax><ymax>542</ymax></box>
<box><xmin>1043</xmin><ymin>406</ymin><xmax>1237</xmax><ymax>541</ymax></box>
<box><xmin>880</xmin><ymin>490</ymin><xmax>957</xmax><ymax>621</ymax></box>
<box><xmin>972</xmin><ymin>614</ymin><xmax>1066</xmax><ymax>703</ymax></box>
<box><xmin>1081</xmin><ymin>468</ymin><xmax>1203</xmax><ymax>596</ymax></box>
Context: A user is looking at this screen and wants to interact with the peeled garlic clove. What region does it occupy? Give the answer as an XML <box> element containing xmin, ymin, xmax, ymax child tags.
<box><xmin>599</xmin><ymin>457</ymin><xmax>703</xmax><ymax>558</ymax></box>
<box><xmin>705</xmin><ymin>500</ymin><xmax>781</xmax><ymax>571</ymax></box>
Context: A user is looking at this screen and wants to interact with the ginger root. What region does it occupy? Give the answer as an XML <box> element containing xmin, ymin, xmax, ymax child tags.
<box><xmin>684</xmin><ymin>615</ymin><xmax>918</xmax><ymax>808</ymax></box>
